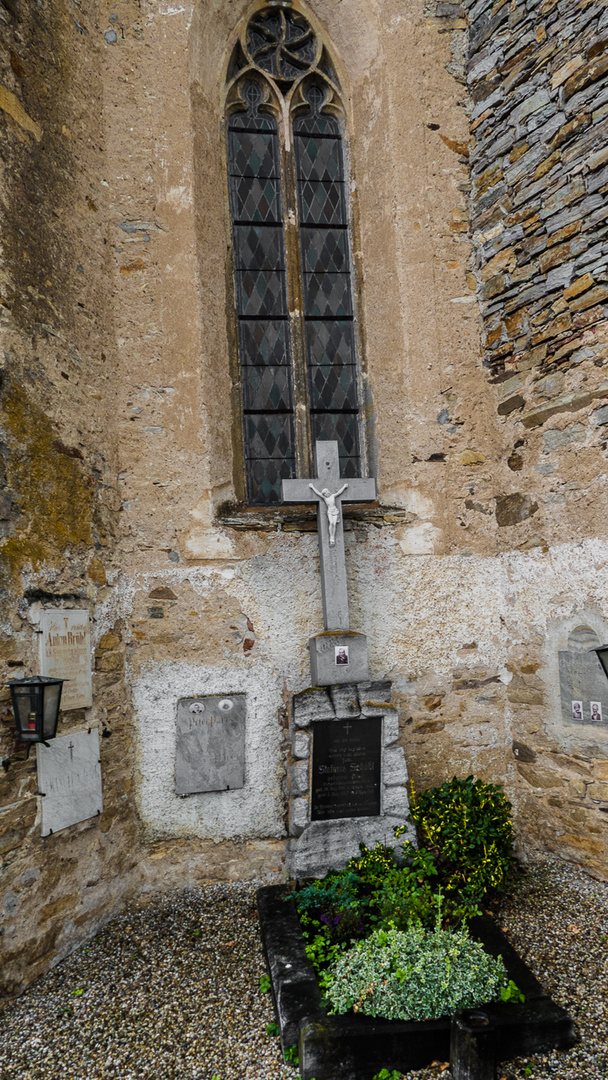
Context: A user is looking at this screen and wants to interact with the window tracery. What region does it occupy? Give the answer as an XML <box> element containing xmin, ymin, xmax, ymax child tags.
<box><xmin>225</xmin><ymin>5</ymin><xmax>364</xmax><ymax>505</ymax></box>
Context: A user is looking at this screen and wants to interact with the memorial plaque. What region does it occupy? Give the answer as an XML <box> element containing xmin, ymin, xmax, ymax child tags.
<box><xmin>311</xmin><ymin>717</ymin><xmax>381</xmax><ymax>821</ymax></box>
<box><xmin>175</xmin><ymin>694</ymin><xmax>246</xmax><ymax>795</ymax></box>
<box><xmin>559</xmin><ymin>626</ymin><xmax>608</xmax><ymax>726</ymax></box>
<box><xmin>39</xmin><ymin>609</ymin><xmax>92</xmax><ymax>710</ymax></box>
<box><xmin>37</xmin><ymin>729</ymin><xmax>103</xmax><ymax>836</ymax></box>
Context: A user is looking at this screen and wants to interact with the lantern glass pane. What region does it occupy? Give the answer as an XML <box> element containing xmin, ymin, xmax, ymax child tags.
<box><xmin>12</xmin><ymin>686</ymin><xmax>40</xmax><ymax>740</ymax></box>
<box><xmin>594</xmin><ymin>646</ymin><xmax>608</xmax><ymax>682</ymax></box>
<box><xmin>43</xmin><ymin>681</ymin><xmax>62</xmax><ymax>738</ymax></box>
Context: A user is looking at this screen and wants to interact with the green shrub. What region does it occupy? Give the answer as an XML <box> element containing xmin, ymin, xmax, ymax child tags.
<box><xmin>408</xmin><ymin>775</ymin><xmax>514</xmax><ymax>903</ymax></box>
<box><xmin>325</xmin><ymin>922</ymin><xmax>507</xmax><ymax>1021</ymax></box>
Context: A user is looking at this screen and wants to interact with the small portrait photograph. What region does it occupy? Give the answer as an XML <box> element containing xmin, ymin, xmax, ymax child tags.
<box><xmin>335</xmin><ymin>646</ymin><xmax>349</xmax><ymax>666</ymax></box>
<box><xmin>590</xmin><ymin>700</ymin><xmax>603</xmax><ymax>723</ymax></box>
<box><xmin>571</xmin><ymin>699</ymin><xmax>583</xmax><ymax>722</ymax></box>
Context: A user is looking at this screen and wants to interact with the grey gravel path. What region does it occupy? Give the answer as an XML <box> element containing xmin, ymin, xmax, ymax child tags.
<box><xmin>0</xmin><ymin>860</ymin><xmax>606</xmax><ymax>1080</ymax></box>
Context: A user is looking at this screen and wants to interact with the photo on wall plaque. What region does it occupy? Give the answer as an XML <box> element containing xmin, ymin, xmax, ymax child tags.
<box><xmin>590</xmin><ymin>700</ymin><xmax>603</xmax><ymax>723</ymax></box>
<box><xmin>571</xmin><ymin>700</ymin><xmax>583</xmax><ymax>722</ymax></box>
<box><xmin>335</xmin><ymin>646</ymin><xmax>349</xmax><ymax>666</ymax></box>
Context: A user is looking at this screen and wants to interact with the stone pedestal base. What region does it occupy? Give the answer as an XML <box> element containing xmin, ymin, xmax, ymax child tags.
<box><xmin>309</xmin><ymin>631</ymin><xmax>369</xmax><ymax>686</ymax></box>
<box><xmin>286</xmin><ymin>679</ymin><xmax>415</xmax><ymax>879</ymax></box>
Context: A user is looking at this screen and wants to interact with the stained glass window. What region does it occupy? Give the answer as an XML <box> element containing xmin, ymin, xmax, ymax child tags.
<box><xmin>226</xmin><ymin>8</ymin><xmax>363</xmax><ymax>504</ymax></box>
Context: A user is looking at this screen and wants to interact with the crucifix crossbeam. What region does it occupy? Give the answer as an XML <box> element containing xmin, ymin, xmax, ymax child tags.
<box><xmin>282</xmin><ymin>441</ymin><xmax>376</xmax><ymax>631</ymax></box>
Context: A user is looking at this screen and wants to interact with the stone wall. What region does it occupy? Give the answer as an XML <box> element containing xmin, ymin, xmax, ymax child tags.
<box><xmin>2</xmin><ymin>0</ymin><xmax>608</xmax><ymax>1004</ymax></box>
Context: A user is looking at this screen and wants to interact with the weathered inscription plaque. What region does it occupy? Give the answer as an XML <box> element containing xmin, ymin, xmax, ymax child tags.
<box><xmin>175</xmin><ymin>694</ymin><xmax>246</xmax><ymax>795</ymax></box>
<box><xmin>37</xmin><ymin>729</ymin><xmax>103</xmax><ymax>836</ymax></box>
<box><xmin>311</xmin><ymin>717</ymin><xmax>381</xmax><ymax>821</ymax></box>
<box><xmin>39</xmin><ymin>609</ymin><xmax>92</xmax><ymax>710</ymax></box>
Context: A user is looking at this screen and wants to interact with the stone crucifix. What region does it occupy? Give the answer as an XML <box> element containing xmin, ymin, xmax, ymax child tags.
<box><xmin>282</xmin><ymin>441</ymin><xmax>376</xmax><ymax>631</ymax></box>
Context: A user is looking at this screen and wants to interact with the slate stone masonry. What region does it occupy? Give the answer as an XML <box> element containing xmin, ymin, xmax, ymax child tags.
<box><xmin>463</xmin><ymin>0</ymin><xmax>608</xmax><ymax>382</ymax></box>
<box><xmin>286</xmin><ymin>679</ymin><xmax>414</xmax><ymax>879</ymax></box>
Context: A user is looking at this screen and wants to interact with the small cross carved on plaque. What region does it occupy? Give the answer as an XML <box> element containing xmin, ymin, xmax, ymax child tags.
<box><xmin>68</xmin><ymin>740</ymin><xmax>75</xmax><ymax>760</ymax></box>
<box><xmin>343</xmin><ymin>721</ymin><xmax>352</xmax><ymax>735</ymax></box>
<box><xmin>282</xmin><ymin>441</ymin><xmax>376</xmax><ymax>631</ymax></box>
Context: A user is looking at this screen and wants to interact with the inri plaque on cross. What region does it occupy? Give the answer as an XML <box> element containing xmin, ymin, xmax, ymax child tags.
<box><xmin>282</xmin><ymin>441</ymin><xmax>376</xmax><ymax>631</ymax></box>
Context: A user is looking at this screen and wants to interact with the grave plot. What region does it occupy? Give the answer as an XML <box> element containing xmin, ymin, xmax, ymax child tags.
<box><xmin>257</xmin><ymin>884</ymin><xmax>576</xmax><ymax>1080</ymax></box>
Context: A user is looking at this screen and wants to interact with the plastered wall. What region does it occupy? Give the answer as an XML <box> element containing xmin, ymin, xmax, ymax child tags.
<box><xmin>1</xmin><ymin>0</ymin><xmax>608</xmax><ymax>1001</ymax></box>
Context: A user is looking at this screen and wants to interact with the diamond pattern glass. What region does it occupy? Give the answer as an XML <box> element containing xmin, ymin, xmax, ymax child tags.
<box><xmin>237</xmin><ymin>270</ymin><xmax>286</xmax><ymax>317</ymax></box>
<box><xmin>309</xmin><ymin>363</ymin><xmax>358</xmax><ymax>411</ymax></box>
<box><xmin>231</xmin><ymin>175</ymin><xmax>281</xmax><ymax>224</ymax></box>
<box><xmin>301</xmin><ymin>228</ymin><xmax>347</xmax><ymax>273</ymax></box>
<box><xmin>234</xmin><ymin>225</ymin><xmax>285</xmax><ymax>271</ymax></box>
<box><xmin>248</xmin><ymin>456</ymin><xmax>296</xmax><ymax>505</ymax></box>
<box><xmin>229</xmin><ymin>130</ymin><xmax>278</xmax><ymax>178</ymax></box>
<box><xmin>306</xmin><ymin>321</ymin><xmax>355</xmax><ymax>366</ymax></box>
<box><xmin>304</xmin><ymin>272</ymin><xmax>352</xmax><ymax>318</ymax></box>
<box><xmin>240</xmin><ymin>321</ymin><xmax>290</xmax><ymax>366</ymax></box>
<box><xmin>245</xmin><ymin>414</ymin><xmax>295</xmax><ymax>460</ymax></box>
<box><xmin>243</xmin><ymin>366</ymin><xmax>292</xmax><ymax>411</ymax></box>
<box><xmin>298</xmin><ymin>180</ymin><xmax>345</xmax><ymax>226</ymax></box>
<box><xmin>294</xmin><ymin>114</ymin><xmax>340</xmax><ymax>136</ymax></box>
<box><xmin>311</xmin><ymin>412</ymin><xmax>360</xmax><ymax>474</ymax></box>
<box><xmin>295</xmin><ymin>136</ymin><xmax>341</xmax><ymax>182</ymax></box>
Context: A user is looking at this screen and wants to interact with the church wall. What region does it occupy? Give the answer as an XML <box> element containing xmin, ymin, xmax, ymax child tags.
<box><xmin>2</xmin><ymin>0</ymin><xmax>608</xmax><ymax>1003</ymax></box>
<box><xmin>0</xmin><ymin>0</ymin><xmax>143</xmax><ymax>1002</ymax></box>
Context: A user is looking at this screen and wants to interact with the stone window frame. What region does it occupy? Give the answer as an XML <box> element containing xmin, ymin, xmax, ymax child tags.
<box><xmin>222</xmin><ymin>2</ymin><xmax>372</xmax><ymax>508</ymax></box>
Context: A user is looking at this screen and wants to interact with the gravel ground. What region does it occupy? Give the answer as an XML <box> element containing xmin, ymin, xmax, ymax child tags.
<box><xmin>0</xmin><ymin>859</ymin><xmax>606</xmax><ymax>1080</ymax></box>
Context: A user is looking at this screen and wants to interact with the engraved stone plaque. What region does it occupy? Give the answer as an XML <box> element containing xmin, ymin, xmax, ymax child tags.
<box><xmin>559</xmin><ymin>625</ymin><xmax>608</xmax><ymax>726</ymax></box>
<box><xmin>39</xmin><ymin>609</ymin><xmax>92</xmax><ymax>710</ymax></box>
<box><xmin>311</xmin><ymin>716</ymin><xmax>381</xmax><ymax>821</ymax></box>
<box><xmin>37</xmin><ymin>729</ymin><xmax>103</xmax><ymax>836</ymax></box>
<box><xmin>175</xmin><ymin>694</ymin><xmax>246</xmax><ymax>795</ymax></box>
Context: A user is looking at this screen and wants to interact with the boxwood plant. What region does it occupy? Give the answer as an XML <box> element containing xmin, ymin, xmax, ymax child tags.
<box><xmin>293</xmin><ymin>775</ymin><xmax>519</xmax><ymax>1021</ymax></box>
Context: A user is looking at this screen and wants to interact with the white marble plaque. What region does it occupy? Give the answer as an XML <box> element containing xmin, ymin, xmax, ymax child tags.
<box><xmin>37</xmin><ymin>729</ymin><xmax>103</xmax><ymax>836</ymax></box>
<box><xmin>175</xmin><ymin>694</ymin><xmax>246</xmax><ymax>795</ymax></box>
<box><xmin>39</xmin><ymin>609</ymin><xmax>92</xmax><ymax>710</ymax></box>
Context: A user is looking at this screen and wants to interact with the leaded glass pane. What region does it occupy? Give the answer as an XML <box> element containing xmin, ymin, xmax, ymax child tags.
<box><xmin>306</xmin><ymin>321</ymin><xmax>355</xmax><ymax>366</ymax></box>
<box><xmin>245</xmin><ymin>414</ymin><xmax>295</xmax><ymax>459</ymax></box>
<box><xmin>243</xmin><ymin>366</ymin><xmax>292</xmax><ymax>411</ymax></box>
<box><xmin>240</xmin><ymin>320</ymin><xmax>290</xmax><ymax>366</ymax></box>
<box><xmin>294</xmin><ymin>113</ymin><xmax>340</xmax><ymax>136</ymax></box>
<box><xmin>309</xmin><ymin>363</ymin><xmax>358</xmax><ymax>411</ymax></box>
<box><xmin>248</xmin><ymin>456</ymin><xmax>296</xmax><ymax>505</ymax></box>
<box><xmin>301</xmin><ymin>228</ymin><xmax>347</xmax><ymax>273</ymax></box>
<box><xmin>230</xmin><ymin>175</ymin><xmax>282</xmax><ymax>224</ymax></box>
<box><xmin>234</xmin><ymin>225</ymin><xmax>285</xmax><ymax>271</ymax></box>
<box><xmin>295</xmin><ymin>136</ymin><xmax>341</xmax><ymax>182</ymax></box>
<box><xmin>304</xmin><ymin>272</ymin><xmax>352</xmax><ymax>318</ymax></box>
<box><xmin>311</xmin><ymin>412</ymin><xmax>360</xmax><ymax>474</ymax></box>
<box><xmin>237</xmin><ymin>269</ymin><xmax>286</xmax><ymax>317</ymax></box>
<box><xmin>229</xmin><ymin>130</ymin><xmax>279</xmax><ymax>178</ymax></box>
<box><xmin>298</xmin><ymin>180</ymin><xmax>345</xmax><ymax>226</ymax></box>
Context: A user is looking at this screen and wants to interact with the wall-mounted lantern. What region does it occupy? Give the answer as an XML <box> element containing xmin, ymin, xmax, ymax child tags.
<box><xmin>6</xmin><ymin>676</ymin><xmax>65</xmax><ymax>757</ymax></box>
<box><xmin>593</xmin><ymin>645</ymin><xmax>608</xmax><ymax>683</ymax></box>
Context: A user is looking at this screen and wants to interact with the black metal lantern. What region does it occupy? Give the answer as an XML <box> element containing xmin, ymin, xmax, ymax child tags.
<box><xmin>7</xmin><ymin>676</ymin><xmax>65</xmax><ymax>755</ymax></box>
<box><xmin>593</xmin><ymin>645</ymin><xmax>608</xmax><ymax>683</ymax></box>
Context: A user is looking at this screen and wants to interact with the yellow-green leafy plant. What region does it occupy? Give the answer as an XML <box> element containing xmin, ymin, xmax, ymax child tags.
<box><xmin>408</xmin><ymin>775</ymin><xmax>514</xmax><ymax>904</ymax></box>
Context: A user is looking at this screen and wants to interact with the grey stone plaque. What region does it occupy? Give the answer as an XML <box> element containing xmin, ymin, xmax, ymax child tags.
<box><xmin>309</xmin><ymin>632</ymin><xmax>369</xmax><ymax>686</ymax></box>
<box><xmin>175</xmin><ymin>694</ymin><xmax>245</xmax><ymax>795</ymax></box>
<box><xmin>311</xmin><ymin>717</ymin><xmax>381</xmax><ymax>820</ymax></box>
<box><xmin>559</xmin><ymin>626</ymin><xmax>608</xmax><ymax>726</ymax></box>
<box><xmin>37</xmin><ymin>729</ymin><xmax>103</xmax><ymax>836</ymax></box>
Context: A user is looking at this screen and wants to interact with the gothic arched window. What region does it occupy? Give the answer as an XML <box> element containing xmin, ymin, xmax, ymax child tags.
<box><xmin>225</xmin><ymin>6</ymin><xmax>366</xmax><ymax>505</ymax></box>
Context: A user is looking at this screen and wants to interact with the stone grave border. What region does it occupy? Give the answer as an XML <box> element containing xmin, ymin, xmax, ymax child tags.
<box><xmin>257</xmin><ymin>884</ymin><xmax>576</xmax><ymax>1080</ymax></box>
<box><xmin>286</xmin><ymin>679</ymin><xmax>415</xmax><ymax>879</ymax></box>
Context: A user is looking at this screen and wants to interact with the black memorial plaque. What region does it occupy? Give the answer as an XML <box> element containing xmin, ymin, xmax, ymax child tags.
<box><xmin>311</xmin><ymin>716</ymin><xmax>381</xmax><ymax>821</ymax></box>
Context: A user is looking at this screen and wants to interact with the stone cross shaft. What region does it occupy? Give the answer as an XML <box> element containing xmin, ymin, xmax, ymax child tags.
<box><xmin>282</xmin><ymin>441</ymin><xmax>376</xmax><ymax>631</ymax></box>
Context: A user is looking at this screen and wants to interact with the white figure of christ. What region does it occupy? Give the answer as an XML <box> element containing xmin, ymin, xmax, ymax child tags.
<box><xmin>308</xmin><ymin>483</ymin><xmax>348</xmax><ymax>546</ymax></box>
